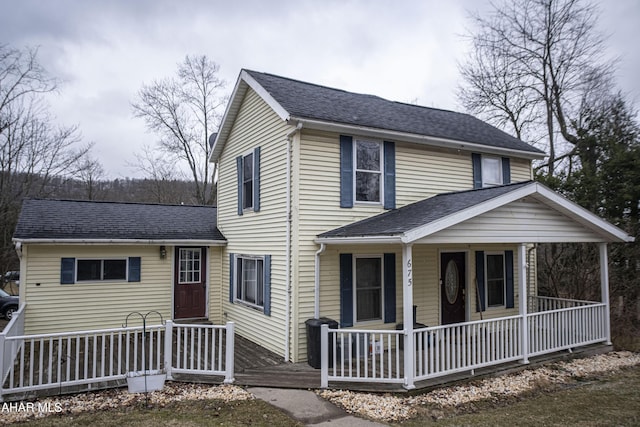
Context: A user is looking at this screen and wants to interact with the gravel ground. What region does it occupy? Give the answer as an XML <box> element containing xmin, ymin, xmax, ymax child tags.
<box><xmin>318</xmin><ymin>351</ymin><xmax>640</xmax><ymax>423</ymax></box>
<box><xmin>1</xmin><ymin>351</ymin><xmax>638</xmax><ymax>425</ymax></box>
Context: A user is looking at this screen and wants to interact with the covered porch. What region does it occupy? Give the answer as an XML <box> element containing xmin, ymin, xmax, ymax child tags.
<box><xmin>315</xmin><ymin>182</ymin><xmax>633</xmax><ymax>389</ymax></box>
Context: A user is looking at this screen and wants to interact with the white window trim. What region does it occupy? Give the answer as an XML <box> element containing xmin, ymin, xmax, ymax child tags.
<box><xmin>353</xmin><ymin>138</ymin><xmax>384</xmax><ymax>206</ymax></box>
<box><xmin>352</xmin><ymin>254</ymin><xmax>385</xmax><ymax>324</ymax></box>
<box><xmin>484</xmin><ymin>251</ymin><xmax>506</xmax><ymax>308</ymax></box>
<box><xmin>234</xmin><ymin>254</ymin><xmax>265</xmax><ymax>311</ymax></box>
<box><xmin>481</xmin><ymin>155</ymin><xmax>503</xmax><ymax>187</ymax></box>
<box><xmin>76</xmin><ymin>257</ymin><xmax>129</xmax><ymax>283</ymax></box>
<box><xmin>178</xmin><ymin>248</ymin><xmax>202</xmax><ymax>285</ymax></box>
<box><xmin>242</xmin><ymin>150</ymin><xmax>255</xmax><ymax>212</ymax></box>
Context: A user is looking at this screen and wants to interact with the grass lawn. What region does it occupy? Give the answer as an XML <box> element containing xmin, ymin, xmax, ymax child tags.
<box><xmin>15</xmin><ymin>399</ymin><xmax>302</xmax><ymax>427</ymax></box>
<box><xmin>395</xmin><ymin>364</ymin><xmax>640</xmax><ymax>426</ymax></box>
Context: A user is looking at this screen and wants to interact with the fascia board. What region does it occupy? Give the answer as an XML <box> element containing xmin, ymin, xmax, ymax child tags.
<box><xmin>401</xmin><ymin>183</ymin><xmax>537</xmax><ymax>243</ymax></box>
<box><xmin>314</xmin><ymin>236</ymin><xmax>403</xmax><ymax>245</ymax></box>
<box><xmin>12</xmin><ymin>238</ymin><xmax>228</xmax><ymax>246</ymax></box>
<box><xmin>294</xmin><ymin>117</ymin><xmax>545</xmax><ymax>160</ymax></box>
<box><xmin>209</xmin><ymin>75</ymin><xmax>249</xmax><ymax>162</ymax></box>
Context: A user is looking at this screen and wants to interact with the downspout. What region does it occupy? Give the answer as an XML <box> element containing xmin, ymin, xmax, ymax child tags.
<box><xmin>314</xmin><ymin>243</ymin><xmax>326</xmax><ymax>318</ymax></box>
<box><xmin>284</xmin><ymin>122</ymin><xmax>302</xmax><ymax>362</ymax></box>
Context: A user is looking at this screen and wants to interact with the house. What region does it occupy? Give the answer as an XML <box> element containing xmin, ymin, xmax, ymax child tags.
<box><xmin>12</xmin><ymin>200</ymin><xmax>225</xmax><ymax>333</ymax></box>
<box><xmin>12</xmin><ymin>70</ymin><xmax>634</xmax><ymax>389</ymax></box>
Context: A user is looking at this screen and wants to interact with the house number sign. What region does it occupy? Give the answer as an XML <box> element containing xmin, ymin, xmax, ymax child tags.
<box><xmin>406</xmin><ymin>258</ymin><xmax>412</xmax><ymax>287</ymax></box>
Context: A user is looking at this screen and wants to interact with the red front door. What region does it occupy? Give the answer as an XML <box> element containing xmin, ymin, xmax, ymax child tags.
<box><xmin>441</xmin><ymin>252</ymin><xmax>466</xmax><ymax>325</ymax></box>
<box><xmin>174</xmin><ymin>247</ymin><xmax>206</xmax><ymax>319</ymax></box>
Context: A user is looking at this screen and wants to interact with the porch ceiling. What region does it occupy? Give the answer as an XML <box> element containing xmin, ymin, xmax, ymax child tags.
<box><xmin>316</xmin><ymin>181</ymin><xmax>634</xmax><ymax>245</ymax></box>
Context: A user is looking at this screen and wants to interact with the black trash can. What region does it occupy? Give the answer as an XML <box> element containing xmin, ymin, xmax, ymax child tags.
<box><xmin>305</xmin><ymin>317</ymin><xmax>338</xmax><ymax>369</ymax></box>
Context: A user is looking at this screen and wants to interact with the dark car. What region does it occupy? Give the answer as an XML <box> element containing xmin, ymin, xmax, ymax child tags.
<box><xmin>0</xmin><ymin>289</ymin><xmax>18</xmax><ymax>320</ymax></box>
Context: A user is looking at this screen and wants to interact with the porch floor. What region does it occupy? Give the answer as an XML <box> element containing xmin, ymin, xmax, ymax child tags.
<box><xmin>174</xmin><ymin>334</ymin><xmax>613</xmax><ymax>392</ymax></box>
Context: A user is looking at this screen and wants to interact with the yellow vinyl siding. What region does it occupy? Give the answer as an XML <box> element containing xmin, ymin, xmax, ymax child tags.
<box><xmin>216</xmin><ymin>87</ymin><xmax>290</xmax><ymax>358</ymax></box>
<box><xmin>23</xmin><ymin>245</ymin><xmax>173</xmax><ymax>334</ymax></box>
<box><xmin>208</xmin><ymin>246</ymin><xmax>224</xmax><ymax>323</ymax></box>
<box><xmin>295</xmin><ymin>130</ymin><xmax>535</xmax><ymax>361</ymax></box>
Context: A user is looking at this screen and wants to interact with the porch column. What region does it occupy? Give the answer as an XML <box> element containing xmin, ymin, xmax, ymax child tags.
<box><xmin>599</xmin><ymin>243</ymin><xmax>612</xmax><ymax>345</ymax></box>
<box><xmin>518</xmin><ymin>244</ymin><xmax>529</xmax><ymax>364</ymax></box>
<box><xmin>402</xmin><ymin>243</ymin><xmax>415</xmax><ymax>390</ymax></box>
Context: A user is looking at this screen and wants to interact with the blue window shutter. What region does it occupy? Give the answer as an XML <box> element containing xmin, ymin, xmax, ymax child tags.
<box><xmin>263</xmin><ymin>255</ymin><xmax>271</xmax><ymax>316</ymax></box>
<box><xmin>253</xmin><ymin>147</ymin><xmax>261</xmax><ymax>212</ymax></box>
<box><xmin>339</xmin><ymin>135</ymin><xmax>353</xmax><ymax>208</ymax></box>
<box><xmin>60</xmin><ymin>258</ymin><xmax>75</xmax><ymax>284</ymax></box>
<box><xmin>383</xmin><ymin>141</ymin><xmax>396</xmax><ymax>209</ymax></box>
<box><xmin>502</xmin><ymin>157</ymin><xmax>511</xmax><ymax>184</ymax></box>
<box><xmin>229</xmin><ymin>253</ymin><xmax>235</xmax><ymax>303</ymax></box>
<box><xmin>236</xmin><ymin>157</ymin><xmax>243</xmax><ymax>216</ymax></box>
<box><xmin>128</xmin><ymin>257</ymin><xmax>141</xmax><ymax>282</ymax></box>
<box><xmin>339</xmin><ymin>253</ymin><xmax>353</xmax><ymax>327</ymax></box>
<box><xmin>383</xmin><ymin>253</ymin><xmax>396</xmax><ymax>323</ymax></box>
<box><xmin>475</xmin><ymin>251</ymin><xmax>485</xmax><ymax>312</ymax></box>
<box><xmin>505</xmin><ymin>250</ymin><xmax>515</xmax><ymax>308</ymax></box>
<box><xmin>472</xmin><ymin>153</ymin><xmax>482</xmax><ymax>189</ymax></box>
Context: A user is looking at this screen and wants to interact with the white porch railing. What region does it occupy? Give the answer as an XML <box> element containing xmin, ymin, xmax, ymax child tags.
<box><xmin>413</xmin><ymin>316</ymin><xmax>522</xmax><ymax>382</ymax></box>
<box><xmin>528</xmin><ymin>303</ymin><xmax>607</xmax><ymax>357</ymax></box>
<box><xmin>321</xmin><ymin>299</ymin><xmax>608</xmax><ymax>388</ymax></box>
<box><xmin>321</xmin><ymin>328</ymin><xmax>405</xmax><ymax>386</ymax></box>
<box><xmin>0</xmin><ymin>320</ymin><xmax>234</xmax><ymax>401</ymax></box>
<box><xmin>531</xmin><ymin>296</ymin><xmax>600</xmax><ymax>311</ymax></box>
<box><xmin>0</xmin><ymin>303</ymin><xmax>26</xmax><ymax>384</ymax></box>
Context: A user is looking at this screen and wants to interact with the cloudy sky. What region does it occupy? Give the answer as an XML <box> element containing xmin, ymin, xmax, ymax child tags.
<box><xmin>2</xmin><ymin>0</ymin><xmax>639</xmax><ymax>178</ymax></box>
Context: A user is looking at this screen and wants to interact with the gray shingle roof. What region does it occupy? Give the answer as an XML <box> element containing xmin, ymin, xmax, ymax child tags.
<box><xmin>245</xmin><ymin>70</ymin><xmax>544</xmax><ymax>155</ymax></box>
<box><xmin>317</xmin><ymin>181</ymin><xmax>533</xmax><ymax>239</ymax></box>
<box><xmin>14</xmin><ymin>199</ymin><xmax>226</xmax><ymax>242</ymax></box>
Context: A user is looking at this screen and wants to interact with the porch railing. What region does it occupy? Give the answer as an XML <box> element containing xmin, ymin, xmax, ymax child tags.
<box><xmin>0</xmin><ymin>320</ymin><xmax>235</xmax><ymax>401</ymax></box>
<box><xmin>530</xmin><ymin>296</ymin><xmax>600</xmax><ymax>312</ymax></box>
<box><xmin>413</xmin><ymin>316</ymin><xmax>522</xmax><ymax>382</ymax></box>
<box><xmin>527</xmin><ymin>303</ymin><xmax>607</xmax><ymax>357</ymax></box>
<box><xmin>0</xmin><ymin>303</ymin><xmax>26</xmax><ymax>384</ymax></box>
<box><xmin>321</xmin><ymin>298</ymin><xmax>608</xmax><ymax>388</ymax></box>
<box><xmin>321</xmin><ymin>328</ymin><xmax>405</xmax><ymax>386</ymax></box>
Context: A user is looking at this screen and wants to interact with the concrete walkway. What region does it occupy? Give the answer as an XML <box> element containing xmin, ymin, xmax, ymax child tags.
<box><xmin>248</xmin><ymin>387</ymin><xmax>388</xmax><ymax>426</ymax></box>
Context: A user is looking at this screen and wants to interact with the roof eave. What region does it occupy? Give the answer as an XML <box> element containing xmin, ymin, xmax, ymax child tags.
<box><xmin>210</xmin><ymin>70</ymin><xmax>290</xmax><ymax>162</ymax></box>
<box><xmin>293</xmin><ymin>117</ymin><xmax>546</xmax><ymax>160</ymax></box>
<box><xmin>12</xmin><ymin>238</ymin><xmax>228</xmax><ymax>246</ymax></box>
<box><xmin>314</xmin><ymin>235</ymin><xmax>404</xmax><ymax>245</ymax></box>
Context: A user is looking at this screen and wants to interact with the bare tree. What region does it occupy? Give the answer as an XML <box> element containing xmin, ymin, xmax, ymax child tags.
<box><xmin>131</xmin><ymin>55</ymin><xmax>227</xmax><ymax>205</ymax></box>
<box><xmin>458</xmin><ymin>0</ymin><xmax>614</xmax><ymax>176</ymax></box>
<box><xmin>128</xmin><ymin>145</ymin><xmax>191</xmax><ymax>204</ymax></box>
<box><xmin>0</xmin><ymin>45</ymin><xmax>93</xmax><ymax>273</ymax></box>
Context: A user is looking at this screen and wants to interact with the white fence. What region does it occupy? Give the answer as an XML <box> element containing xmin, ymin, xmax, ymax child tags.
<box><xmin>0</xmin><ymin>320</ymin><xmax>234</xmax><ymax>401</ymax></box>
<box><xmin>321</xmin><ymin>299</ymin><xmax>608</xmax><ymax>388</ymax></box>
<box><xmin>0</xmin><ymin>304</ymin><xmax>26</xmax><ymax>384</ymax></box>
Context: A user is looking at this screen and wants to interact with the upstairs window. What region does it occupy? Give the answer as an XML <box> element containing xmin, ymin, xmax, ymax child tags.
<box><xmin>340</xmin><ymin>136</ymin><xmax>395</xmax><ymax>209</ymax></box>
<box><xmin>243</xmin><ymin>152</ymin><xmax>254</xmax><ymax>210</ymax></box>
<box><xmin>236</xmin><ymin>147</ymin><xmax>261</xmax><ymax>215</ymax></box>
<box><xmin>482</xmin><ymin>156</ymin><xmax>503</xmax><ymax>187</ymax></box>
<box><xmin>355</xmin><ymin>140</ymin><xmax>382</xmax><ymax>203</ymax></box>
<box><xmin>472</xmin><ymin>153</ymin><xmax>511</xmax><ymax>188</ymax></box>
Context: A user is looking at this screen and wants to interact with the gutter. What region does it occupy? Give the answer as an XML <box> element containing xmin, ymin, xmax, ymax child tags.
<box><xmin>292</xmin><ymin>117</ymin><xmax>546</xmax><ymax>160</ymax></box>
<box><xmin>284</xmin><ymin>122</ymin><xmax>302</xmax><ymax>362</ymax></box>
<box><xmin>12</xmin><ymin>238</ymin><xmax>228</xmax><ymax>246</ymax></box>
<box><xmin>315</xmin><ymin>236</ymin><xmax>403</xmax><ymax>245</ymax></box>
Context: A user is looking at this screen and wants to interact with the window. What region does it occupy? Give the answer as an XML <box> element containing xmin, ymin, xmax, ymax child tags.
<box><xmin>355</xmin><ymin>140</ymin><xmax>382</xmax><ymax>203</ymax></box>
<box><xmin>77</xmin><ymin>259</ymin><xmax>127</xmax><ymax>282</ymax></box>
<box><xmin>354</xmin><ymin>256</ymin><xmax>383</xmax><ymax>322</ymax></box>
<box><xmin>236</xmin><ymin>147</ymin><xmax>261</xmax><ymax>215</ymax></box>
<box><xmin>340</xmin><ymin>136</ymin><xmax>395</xmax><ymax>209</ymax></box>
<box><xmin>482</xmin><ymin>156</ymin><xmax>503</xmax><ymax>187</ymax></box>
<box><xmin>486</xmin><ymin>253</ymin><xmax>505</xmax><ymax>307</ymax></box>
<box><xmin>178</xmin><ymin>248</ymin><xmax>201</xmax><ymax>284</ymax></box>
<box><xmin>472</xmin><ymin>153</ymin><xmax>511</xmax><ymax>188</ymax></box>
<box><xmin>243</xmin><ymin>152</ymin><xmax>254</xmax><ymax>210</ymax></box>
<box><xmin>235</xmin><ymin>256</ymin><xmax>265</xmax><ymax>309</ymax></box>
